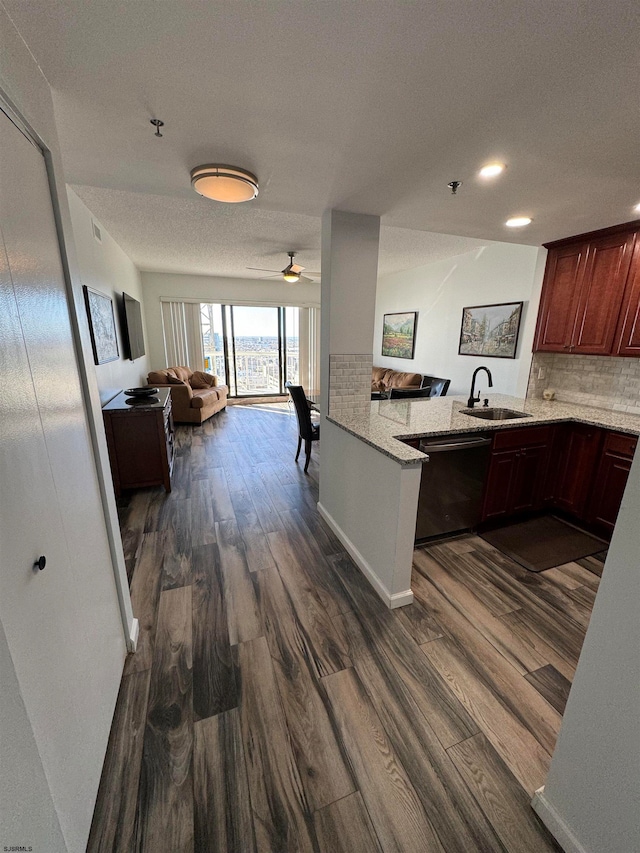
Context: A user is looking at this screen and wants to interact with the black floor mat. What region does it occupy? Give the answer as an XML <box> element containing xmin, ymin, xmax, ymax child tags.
<box><xmin>480</xmin><ymin>515</ymin><xmax>607</xmax><ymax>572</ymax></box>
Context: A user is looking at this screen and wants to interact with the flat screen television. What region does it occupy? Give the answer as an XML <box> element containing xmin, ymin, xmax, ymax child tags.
<box><xmin>122</xmin><ymin>292</ymin><xmax>145</xmax><ymax>360</ymax></box>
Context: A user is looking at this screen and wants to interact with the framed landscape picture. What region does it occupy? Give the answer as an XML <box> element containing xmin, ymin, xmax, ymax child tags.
<box><xmin>382</xmin><ymin>312</ymin><xmax>418</xmax><ymax>359</ymax></box>
<box><xmin>458</xmin><ymin>301</ymin><xmax>523</xmax><ymax>359</ymax></box>
<box><xmin>83</xmin><ymin>286</ymin><xmax>119</xmax><ymax>364</ymax></box>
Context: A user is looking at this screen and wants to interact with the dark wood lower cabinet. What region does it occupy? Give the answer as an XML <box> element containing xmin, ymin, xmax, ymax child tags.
<box><xmin>481</xmin><ymin>426</ymin><xmax>552</xmax><ymax>522</ymax></box>
<box><xmin>586</xmin><ymin>431</ymin><xmax>637</xmax><ymax>535</ymax></box>
<box><xmin>103</xmin><ymin>389</ymin><xmax>175</xmax><ymax>497</ymax></box>
<box><xmin>511</xmin><ymin>443</ymin><xmax>550</xmax><ymax>513</ymax></box>
<box><xmin>481</xmin><ymin>422</ymin><xmax>635</xmax><ymax>538</ymax></box>
<box><xmin>548</xmin><ymin>423</ymin><xmax>602</xmax><ymax>518</ymax></box>
<box><xmin>482</xmin><ymin>450</ymin><xmax>516</xmax><ymax>520</ymax></box>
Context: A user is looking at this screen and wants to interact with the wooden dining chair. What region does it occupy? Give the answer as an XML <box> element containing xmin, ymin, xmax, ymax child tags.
<box><xmin>287</xmin><ymin>385</ymin><xmax>319</xmax><ymax>473</ymax></box>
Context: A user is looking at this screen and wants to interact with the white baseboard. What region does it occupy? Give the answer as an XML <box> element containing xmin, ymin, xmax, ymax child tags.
<box><xmin>531</xmin><ymin>787</ymin><xmax>588</xmax><ymax>853</ymax></box>
<box><xmin>317</xmin><ymin>502</ymin><xmax>414</xmax><ymax>609</ymax></box>
<box><xmin>127</xmin><ymin>617</ymin><xmax>139</xmax><ymax>653</ymax></box>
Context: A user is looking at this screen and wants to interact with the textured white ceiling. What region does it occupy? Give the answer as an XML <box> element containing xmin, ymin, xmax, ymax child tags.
<box><xmin>72</xmin><ymin>184</ymin><xmax>489</xmax><ymax>278</ymax></box>
<box><xmin>7</xmin><ymin>1</ymin><xmax>640</xmax><ymax>277</ymax></box>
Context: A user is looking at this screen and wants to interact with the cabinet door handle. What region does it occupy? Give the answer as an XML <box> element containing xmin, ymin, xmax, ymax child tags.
<box><xmin>34</xmin><ymin>555</ymin><xmax>46</xmax><ymax>571</ymax></box>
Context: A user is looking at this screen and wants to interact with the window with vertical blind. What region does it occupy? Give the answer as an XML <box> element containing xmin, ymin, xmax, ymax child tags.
<box><xmin>160</xmin><ymin>300</ymin><xmax>205</xmax><ymax>370</ymax></box>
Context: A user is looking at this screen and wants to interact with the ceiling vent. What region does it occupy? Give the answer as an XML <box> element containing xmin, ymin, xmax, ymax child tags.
<box><xmin>92</xmin><ymin>219</ymin><xmax>102</xmax><ymax>244</ymax></box>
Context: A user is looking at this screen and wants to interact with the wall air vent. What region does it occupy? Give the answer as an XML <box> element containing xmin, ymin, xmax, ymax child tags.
<box><xmin>92</xmin><ymin>219</ymin><xmax>102</xmax><ymax>244</ymax></box>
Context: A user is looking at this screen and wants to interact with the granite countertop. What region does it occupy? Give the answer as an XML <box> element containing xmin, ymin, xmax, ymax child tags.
<box><xmin>326</xmin><ymin>393</ymin><xmax>640</xmax><ymax>466</ymax></box>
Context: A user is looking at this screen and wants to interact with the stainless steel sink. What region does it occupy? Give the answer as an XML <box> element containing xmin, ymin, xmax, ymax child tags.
<box><xmin>461</xmin><ymin>407</ymin><xmax>531</xmax><ymax>421</ymax></box>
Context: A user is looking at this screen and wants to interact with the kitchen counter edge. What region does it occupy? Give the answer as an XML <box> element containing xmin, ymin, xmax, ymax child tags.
<box><xmin>325</xmin><ymin>395</ymin><xmax>640</xmax><ymax>466</ymax></box>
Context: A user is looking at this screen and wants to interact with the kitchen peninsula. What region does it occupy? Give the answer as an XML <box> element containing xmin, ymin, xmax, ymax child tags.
<box><xmin>318</xmin><ymin>394</ymin><xmax>640</xmax><ymax>609</ymax></box>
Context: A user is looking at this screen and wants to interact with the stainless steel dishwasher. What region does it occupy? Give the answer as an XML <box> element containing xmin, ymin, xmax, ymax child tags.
<box><xmin>415</xmin><ymin>433</ymin><xmax>492</xmax><ymax>541</ymax></box>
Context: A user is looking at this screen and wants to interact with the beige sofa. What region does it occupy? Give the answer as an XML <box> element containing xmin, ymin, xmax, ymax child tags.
<box><xmin>372</xmin><ymin>366</ymin><xmax>422</xmax><ymax>393</ymax></box>
<box><xmin>147</xmin><ymin>366</ymin><xmax>228</xmax><ymax>424</ymax></box>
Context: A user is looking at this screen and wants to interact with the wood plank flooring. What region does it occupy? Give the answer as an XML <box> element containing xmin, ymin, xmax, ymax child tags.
<box><xmin>89</xmin><ymin>402</ymin><xmax>604</xmax><ymax>852</ymax></box>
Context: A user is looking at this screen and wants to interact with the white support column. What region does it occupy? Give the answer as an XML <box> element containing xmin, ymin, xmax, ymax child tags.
<box><xmin>317</xmin><ymin>210</ymin><xmax>420</xmax><ymax>608</ymax></box>
<box><xmin>320</xmin><ymin>209</ymin><xmax>380</xmax><ymax>419</ymax></box>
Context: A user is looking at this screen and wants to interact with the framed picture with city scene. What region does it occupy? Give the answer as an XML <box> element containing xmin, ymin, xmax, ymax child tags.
<box><xmin>458</xmin><ymin>301</ymin><xmax>523</xmax><ymax>359</ymax></box>
<box><xmin>382</xmin><ymin>311</ymin><xmax>418</xmax><ymax>359</ymax></box>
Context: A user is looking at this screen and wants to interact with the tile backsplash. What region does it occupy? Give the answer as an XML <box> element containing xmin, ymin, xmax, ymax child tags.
<box><xmin>329</xmin><ymin>353</ymin><xmax>372</xmax><ymax>416</ymax></box>
<box><xmin>528</xmin><ymin>353</ymin><xmax>640</xmax><ymax>414</ymax></box>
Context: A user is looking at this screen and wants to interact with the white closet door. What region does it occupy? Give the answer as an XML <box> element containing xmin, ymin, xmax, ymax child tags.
<box><xmin>0</xmin><ymin>111</ymin><xmax>125</xmax><ymax>851</ymax></box>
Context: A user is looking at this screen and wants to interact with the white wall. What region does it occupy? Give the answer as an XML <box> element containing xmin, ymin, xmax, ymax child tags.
<box><xmin>67</xmin><ymin>188</ymin><xmax>149</xmax><ymax>405</ymax></box>
<box><xmin>374</xmin><ymin>242</ymin><xmax>547</xmax><ymax>398</ymax></box>
<box><xmin>532</xmin><ymin>451</ymin><xmax>640</xmax><ymax>852</ymax></box>
<box><xmin>141</xmin><ymin>270</ymin><xmax>320</xmax><ymax>372</ymax></box>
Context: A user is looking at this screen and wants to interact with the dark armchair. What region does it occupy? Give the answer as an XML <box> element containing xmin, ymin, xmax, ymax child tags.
<box><xmin>420</xmin><ymin>375</ymin><xmax>451</xmax><ymax>397</ymax></box>
<box><xmin>287</xmin><ymin>385</ymin><xmax>319</xmax><ymax>473</ymax></box>
<box><xmin>388</xmin><ymin>387</ymin><xmax>433</xmax><ymax>399</ymax></box>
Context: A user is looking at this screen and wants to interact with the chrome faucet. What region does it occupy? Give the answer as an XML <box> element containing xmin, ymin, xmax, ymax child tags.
<box><xmin>467</xmin><ymin>366</ymin><xmax>493</xmax><ymax>408</ymax></box>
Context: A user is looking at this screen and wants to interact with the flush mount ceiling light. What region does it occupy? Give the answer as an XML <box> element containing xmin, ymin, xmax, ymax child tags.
<box><xmin>505</xmin><ymin>216</ymin><xmax>532</xmax><ymax>228</ymax></box>
<box><xmin>479</xmin><ymin>162</ymin><xmax>505</xmax><ymax>178</ymax></box>
<box><xmin>634</xmin><ymin>203</ymin><xmax>640</xmax><ymax>213</ymax></box>
<box><xmin>190</xmin><ymin>164</ymin><xmax>259</xmax><ymax>203</ymax></box>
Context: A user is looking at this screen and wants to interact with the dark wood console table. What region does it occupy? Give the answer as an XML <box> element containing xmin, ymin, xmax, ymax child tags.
<box><xmin>102</xmin><ymin>389</ymin><xmax>174</xmax><ymax>496</ymax></box>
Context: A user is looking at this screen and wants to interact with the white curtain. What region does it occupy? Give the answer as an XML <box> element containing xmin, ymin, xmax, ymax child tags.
<box><xmin>299</xmin><ymin>306</ymin><xmax>321</xmax><ymax>391</ymax></box>
<box><xmin>161</xmin><ymin>300</ymin><xmax>205</xmax><ymax>370</ymax></box>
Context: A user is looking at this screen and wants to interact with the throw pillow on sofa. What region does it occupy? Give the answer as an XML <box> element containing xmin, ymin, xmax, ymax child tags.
<box><xmin>189</xmin><ymin>371</ymin><xmax>217</xmax><ymax>389</ymax></box>
<box><xmin>163</xmin><ymin>370</ymin><xmax>187</xmax><ymax>384</ymax></box>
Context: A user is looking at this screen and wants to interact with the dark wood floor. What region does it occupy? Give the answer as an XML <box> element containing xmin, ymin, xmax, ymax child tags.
<box><xmin>88</xmin><ymin>402</ymin><xmax>603</xmax><ymax>852</ymax></box>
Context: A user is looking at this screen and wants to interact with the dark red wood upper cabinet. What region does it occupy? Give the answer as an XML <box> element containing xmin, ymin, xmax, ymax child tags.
<box><xmin>534</xmin><ymin>221</ymin><xmax>640</xmax><ymax>355</ymax></box>
<box><xmin>614</xmin><ymin>237</ymin><xmax>640</xmax><ymax>356</ymax></box>
<box><xmin>571</xmin><ymin>231</ymin><xmax>636</xmax><ymax>354</ymax></box>
<box><xmin>534</xmin><ymin>243</ymin><xmax>586</xmax><ymax>352</ymax></box>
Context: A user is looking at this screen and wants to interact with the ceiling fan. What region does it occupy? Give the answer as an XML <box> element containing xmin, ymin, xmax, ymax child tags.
<box><xmin>247</xmin><ymin>251</ymin><xmax>320</xmax><ymax>284</ymax></box>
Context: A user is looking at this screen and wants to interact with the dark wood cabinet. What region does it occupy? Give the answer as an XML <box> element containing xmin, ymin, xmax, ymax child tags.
<box><xmin>572</xmin><ymin>231</ymin><xmax>636</xmax><ymax>354</ymax></box>
<box><xmin>481</xmin><ymin>426</ymin><xmax>552</xmax><ymax>521</ymax></box>
<box><xmin>103</xmin><ymin>389</ymin><xmax>174</xmax><ymax>497</ymax></box>
<box><xmin>614</xmin><ymin>237</ymin><xmax>640</xmax><ymax>356</ymax></box>
<box><xmin>474</xmin><ymin>419</ymin><xmax>636</xmax><ymax>536</ymax></box>
<box><xmin>587</xmin><ymin>431</ymin><xmax>637</xmax><ymax>535</ymax></box>
<box><xmin>482</xmin><ymin>451</ymin><xmax>516</xmax><ymax>520</ymax></box>
<box><xmin>547</xmin><ymin>423</ymin><xmax>602</xmax><ymax>518</ymax></box>
<box><xmin>534</xmin><ymin>242</ymin><xmax>587</xmax><ymax>352</ymax></box>
<box><xmin>534</xmin><ymin>222</ymin><xmax>639</xmax><ymax>356</ymax></box>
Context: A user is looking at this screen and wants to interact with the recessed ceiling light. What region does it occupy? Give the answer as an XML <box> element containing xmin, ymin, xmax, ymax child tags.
<box><xmin>191</xmin><ymin>164</ymin><xmax>259</xmax><ymax>203</ymax></box>
<box><xmin>505</xmin><ymin>216</ymin><xmax>532</xmax><ymax>228</ymax></box>
<box><xmin>479</xmin><ymin>162</ymin><xmax>505</xmax><ymax>178</ymax></box>
<box><xmin>634</xmin><ymin>203</ymin><xmax>640</xmax><ymax>213</ymax></box>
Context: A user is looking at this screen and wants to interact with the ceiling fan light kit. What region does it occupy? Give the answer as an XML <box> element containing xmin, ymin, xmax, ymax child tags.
<box><xmin>190</xmin><ymin>164</ymin><xmax>259</xmax><ymax>203</ymax></box>
<box><xmin>246</xmin><ymin>251</ymin><xmax>320</xmax><ymax>284</ymax></box>
<box><xmin>282</xmin><ymin>251</ymin><xmax>303</xmax><ymax>282</ymax></box>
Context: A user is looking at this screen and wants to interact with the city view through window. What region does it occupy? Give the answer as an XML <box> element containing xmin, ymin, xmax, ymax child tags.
<box><xmin>201</xmin><ymin>304</ymin><xmax>299</xmax><ymax>396</ymax></box>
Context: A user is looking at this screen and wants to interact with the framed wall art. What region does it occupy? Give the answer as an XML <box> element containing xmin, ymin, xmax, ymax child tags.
<box><xmin>83</xmin><ymin>286</ymin><xmax>119</xmax><ymax>364</ymax></box>
<box><xmin>382</xmin><ymin>311</ymin><xmax>418</xmax><ymax>359</ymax></box>
<box><xmin>458</xmin><ymin>301</ymin><xmax>523</xmax><ymax>359</ymax></box>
